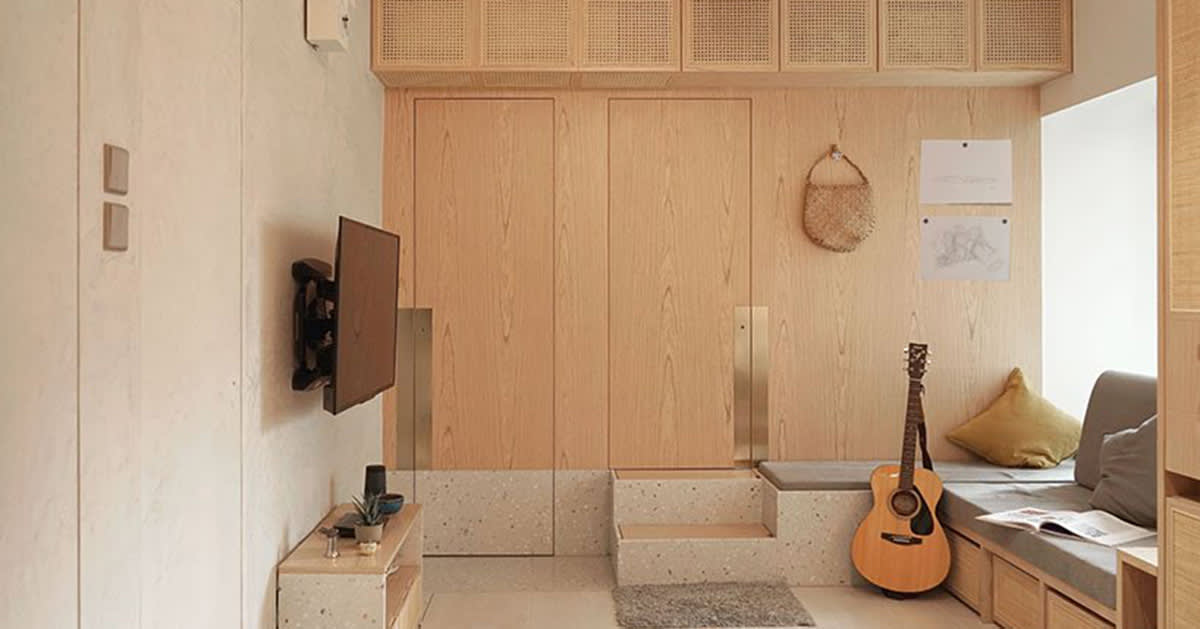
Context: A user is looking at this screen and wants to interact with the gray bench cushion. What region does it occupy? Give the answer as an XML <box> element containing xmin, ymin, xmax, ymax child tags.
<box><xmin>940</xmin><ymin>482</ymin><xmax>1157</xmax><ymax>608</ymax></box>
<box><xmin>758</xmin><ymin>459</ymin><xmax>1076</xmax><ymax>491</ymax></box>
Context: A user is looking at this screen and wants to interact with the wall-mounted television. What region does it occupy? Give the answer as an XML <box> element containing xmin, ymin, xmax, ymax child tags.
<box><xmin>291</xmin><ymin>217</ymin><xmax>400</xmax><ymax>415</ymax></box>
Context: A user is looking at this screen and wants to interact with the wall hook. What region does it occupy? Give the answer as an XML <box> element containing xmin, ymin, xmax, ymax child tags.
<box><xmin>831</xmin><ymin>144</ymin><xmax>843</xmax><ymax>161</ymax></box>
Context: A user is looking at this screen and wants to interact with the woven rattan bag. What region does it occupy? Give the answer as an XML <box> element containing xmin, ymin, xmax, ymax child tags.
<box><xmin>802</xmin><ymin>147</ymin><xmax>876</xmax><ymax>252</ymax></box>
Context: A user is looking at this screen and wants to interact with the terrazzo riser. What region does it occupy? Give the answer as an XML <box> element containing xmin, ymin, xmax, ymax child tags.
<box><xmin>278</xmin><ymin>573</ymin><xmax>389</xmax><ymax>629</ymax></box>
<box><xmin>615</xmin><ymin>533</ymin><xmax>780</xmax><ymax>585</ymax></box>
<box><xmin>612</xmin><ymin>475</ymin><xmax>763</xmax><ymax>525</ymax></box>
<box><xmin>613</xmin><ymin>482</ymin><xmax>874</xmax><ymax>586</ymax></box>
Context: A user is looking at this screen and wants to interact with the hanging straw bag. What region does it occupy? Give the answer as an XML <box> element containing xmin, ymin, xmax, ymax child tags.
<box><xmin>802</xmin><ymin>145</ymin><xmax>876</xmax><ymax>253</ymax></box>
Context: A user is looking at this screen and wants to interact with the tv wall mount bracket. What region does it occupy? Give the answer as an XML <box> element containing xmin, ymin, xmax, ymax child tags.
<box><xmin>291</xmin><ymin>258</ymin><xmax>337</xmax><ymax>392</ymax></box>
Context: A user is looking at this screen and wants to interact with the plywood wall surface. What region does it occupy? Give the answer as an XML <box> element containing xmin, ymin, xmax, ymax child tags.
<box><xmin>754</xmin><ymin>88</ymin><xmax>1041</xmax><ymax>461</ymax></box>
<box><xmin>414</xmin><ymin>99</ymin><xmax>556</xmax><ymax>470</ymax></box>
<box><xmin>553</xmin><ymin>93</ymin><xmax>611</xmax><ymax>469</ymax></box>
<box><xmin>608</xmin><ymin>99</ymin><xmax>751</xmax><ymax>468</ymax></box>
<box><xmin>386</xmin><ymin>86</ymin><xmax>1042</xmax><ymax>466</ymax></box>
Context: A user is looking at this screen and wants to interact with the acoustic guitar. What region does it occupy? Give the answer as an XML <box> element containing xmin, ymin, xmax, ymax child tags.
<box><xmin>850</xmin><ymin>343</ymin><xmax>951</xmax><ymax>596</ymax></box>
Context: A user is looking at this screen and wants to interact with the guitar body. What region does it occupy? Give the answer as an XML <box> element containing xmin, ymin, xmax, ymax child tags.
<box><xmin>850</xmin><ymin>343</ymin><xmax>950</xmax><ymax>595</ymax></box>
<box><xmin>851</xmin><ymin>464</ymin><xmax>951</xmax><ymax>593</ymax></box>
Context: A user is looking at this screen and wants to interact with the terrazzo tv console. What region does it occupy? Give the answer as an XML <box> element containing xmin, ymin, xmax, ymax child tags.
<box><xmin>278</xmin><ymin>503</ymin><xmax>423</xmax><ymax>629</ymax></box>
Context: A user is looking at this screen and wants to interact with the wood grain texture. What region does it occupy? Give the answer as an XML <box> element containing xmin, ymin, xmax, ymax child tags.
<box><xmin>945</xmin><ymin>528</ymin><xmax>982</xmax><ymax>610</ymax></box>
<box><xmin>1162</xmin><ymin>0</ymin><xmax>1200</xmax><ymax>487</ymax></box>
<box><xmin>608</xmin><ymin>98</ymin><xmax>751</xmax><ymax>468</ymax></box>
<box><xmin>753</xmin><ymin>87</ymin><xmax>1041</xmax><ymax>461</ymax></box>
<box><xmin>1166</xmin><ymin>497</ymin><xmax>1200</xmax><ymax>629</ymax></box>
<box><xmin>993</xmin><ymin>556</ymin><xmax>1043</xmax><ymax>629</ymax></box>
<box><xmin>1164</xmin><ymin>315</ymin><xmax>1200</xmax><ymax>479</ymax></box>
<box><xmin>386</xmin><ymin>87</ymin><xmax>1042</xmax><ymax>468</ymax></box>
<box><xmin>1160</xmin><ymin>4</ymin><xmax>1200</xmax><ymax>625</ymax></box>
<box><xmin>1159</xmin><ymin>3</ymin><xmax>1174</xmax><ymax>622</ymax></box>
<box><xmin>414</xmin><ymin>98</ymin><xmax>555</xmax><ymax>469</ymax></box>
<box><xmin>554</xmin><ymin>93</ymin><xmax>609</xmax><ymax>469</ymax></box>
<box><xmin>373</xmin><ymin>69</ymin><xmax>1065</xmax><ymax>89</ymax></box>
<box><xmin>1168</xmin><ymin>0</ymin><xmax>1200</xmax><ymax>311</ymax></box>
<box><xmin>278</xmin><ymin>504</ymin><xmax>422</xmax><ymax>575</ymax></box>
<box><xmin>1047</xmin><ymin>589</ymin><xmax>1112</xmax><ymax>629</ymax></box>
<box><xmin>1118</xmin><ymin>548</ymin><xmax>1157</xmax><ymax>629</ymax></box>
<box><xmin>382</xmin><ymin>89</ymin><xmax>415</xmax><ymax>469</ymax></box>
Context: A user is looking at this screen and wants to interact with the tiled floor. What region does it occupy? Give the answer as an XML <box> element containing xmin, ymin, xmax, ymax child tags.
<box><xmin>418</xmin><ymin>556</ymin><xmax>993</xmax><ymax>629</ymax></box>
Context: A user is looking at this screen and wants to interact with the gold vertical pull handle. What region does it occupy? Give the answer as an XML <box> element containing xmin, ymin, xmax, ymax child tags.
<box><xmin>395</xmin><ymin>307</ymin><xmax>433</xmax><ymax>472</ymax></box>
<box><xmin>751</xmin><ymin>306</ymin><xmax>769</xmax><ymax>464</ymax></box>
<box><xmin>734</xmin><ymin>307</ymin><xmax>752</xmax><ymax>465</ymax></box>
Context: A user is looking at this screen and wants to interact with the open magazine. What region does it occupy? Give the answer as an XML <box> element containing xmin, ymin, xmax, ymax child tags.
<box><xmin>977</xmin><ymin>508</ymin><xmax>1155</xmax><ymax>547</ymax></box>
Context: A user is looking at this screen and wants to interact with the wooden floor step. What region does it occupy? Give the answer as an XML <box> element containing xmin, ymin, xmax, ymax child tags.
<box><xmin>618</xmin><ymin>523</ymin><xmax>774</xmax><ymax>540</ymax></box>
<box><xmin>613</xmin><ymin>469</ymin><xmax>757</xmax><ymax>480</ymax></box>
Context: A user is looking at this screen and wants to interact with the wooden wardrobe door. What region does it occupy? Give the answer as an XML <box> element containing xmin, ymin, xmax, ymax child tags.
<box><xmin>608</xmin><ymin>98</ymin><xmax>751</xmax><ymax>469</ymax></box>
<box><xmin>1162</xmin><ymin>1</ymin><xmax>1200</xmax><ymax>626</ymax></box>
<box><xmin>414</xmin><ymin>99</ymin><xmax>555</xmax><ymax>470</ymax></box>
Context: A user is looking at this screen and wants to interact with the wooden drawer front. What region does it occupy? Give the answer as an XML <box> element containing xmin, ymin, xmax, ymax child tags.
<box><xmin>1167</xmin><ymin>498</ymin><xmax>1200</xmax><ymax>628</ymax></box>
<box><xmin>944</xmin><ymin>530</ymin><xmax>982</xmax><ymax>609</ymax></box>
<box><xmin>993</xmin><ymin>557</ymin><xmax>1043</xmax><ymax>629</ymax></box>
<box><xmin>1047</xmin><ymin>590</ymin><xmax>1113</xmax><ymax>629</ymax></box>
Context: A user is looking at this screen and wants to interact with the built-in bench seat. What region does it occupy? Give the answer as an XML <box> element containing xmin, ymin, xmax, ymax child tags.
<box><xmin>943</xmin><ymin>482</ymin><xmax>1156</xmax><ymax>610</ymax></box>
<box><xmin>758</xmin><ymin>371</ymin><xmax>1157</xmax><ymax>628</ymax></box>
<box><xmin>759</xmin><ymin>459</ymin><xmax>1076</xmax><ymax>491</ymax></box>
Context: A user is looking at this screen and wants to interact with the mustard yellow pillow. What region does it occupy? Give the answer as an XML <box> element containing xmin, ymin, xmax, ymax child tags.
<box><xmin>946</xmin><ymin>368</ymin><xmax>1081</xmax><ymax>468</ymax></box>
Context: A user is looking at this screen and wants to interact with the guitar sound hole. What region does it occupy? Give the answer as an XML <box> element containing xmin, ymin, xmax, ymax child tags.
<box><xmin>890</xmin><ymin>490</ymin><xmax>920</xmax><ymax>518</ymax></box>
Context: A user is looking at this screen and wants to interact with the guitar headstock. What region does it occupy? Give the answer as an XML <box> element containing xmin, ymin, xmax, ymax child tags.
<box><xmin>903</xmin><ymin>343</ymin><xmax>930</xmax><ymax>379</ymax></box>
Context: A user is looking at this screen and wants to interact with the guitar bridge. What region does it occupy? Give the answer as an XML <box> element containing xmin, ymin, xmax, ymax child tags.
<box><xmin>880</xmin><ymin>533</ymin><xmax>923</xmax><ymax>546</ymax></box>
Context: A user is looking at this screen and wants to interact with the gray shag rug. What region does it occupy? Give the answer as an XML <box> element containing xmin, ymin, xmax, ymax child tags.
<box><xmin>612</xmin><ymin>582</ymin><xmax>815</xmax><ymax>628</ymax></box>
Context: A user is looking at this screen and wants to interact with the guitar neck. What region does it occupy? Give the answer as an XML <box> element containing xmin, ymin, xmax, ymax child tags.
<box><xmin>898</xmin><ymin>377</ymin><xmax>924</xmax><ymax>490</ymax></box>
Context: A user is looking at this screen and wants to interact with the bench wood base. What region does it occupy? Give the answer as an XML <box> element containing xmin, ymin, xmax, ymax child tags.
<box><xmin>944</xmin><ymin>525</ymin><xmax>1116</xmax><ymax>629</ymax></box>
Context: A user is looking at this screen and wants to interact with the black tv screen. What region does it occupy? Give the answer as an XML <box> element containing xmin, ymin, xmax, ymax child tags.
<box><xmin>326</xmin><ymin>217</ymin><xmax>400</xmax><ymax>414</ymax></box>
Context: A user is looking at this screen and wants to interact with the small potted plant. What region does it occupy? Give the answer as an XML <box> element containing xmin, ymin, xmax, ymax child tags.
<box><xmin>351</xmin><ymin>493</ymin><xmax>384</xmax><ymax>544</ymax></box>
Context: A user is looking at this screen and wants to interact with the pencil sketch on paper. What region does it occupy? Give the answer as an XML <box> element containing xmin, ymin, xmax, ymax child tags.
<box><xmin>920</xmin><ymin>216</ymin><xmax>1011</xmax><ymax>281</ymax></box>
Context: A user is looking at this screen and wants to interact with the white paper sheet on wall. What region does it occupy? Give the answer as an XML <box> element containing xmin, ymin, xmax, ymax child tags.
<box><xmin>920</xmin><ymin>216</ymin><xmax>1011</xmax><ymax>281</ymax></box>
<box><xmin>919</xmin><ymin>140</ymin><xmax>1013</xmax><ymax>205</ymax></box>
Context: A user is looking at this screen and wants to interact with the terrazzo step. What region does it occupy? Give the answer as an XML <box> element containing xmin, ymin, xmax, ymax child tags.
<box><xmin>613</xmin><ymin>522</ymin><xmax>779</xmax><ymax>585</ymax></box>
<box><xmin>611</xmin><ymin>469</ymin><xmax>764</xmax><ymax>526</ymax></box>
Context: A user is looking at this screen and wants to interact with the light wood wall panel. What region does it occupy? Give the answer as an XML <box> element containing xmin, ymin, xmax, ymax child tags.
<box><xmin>1160</xmin><ymin>5</ymin><xmax>1200</xmax><ymax>623</ymax></box>
<box><xmin>554</xmin><ymin>93</ymin><xmax>610</xmax><ymax>469</ymax></box>
<box><xmin>1167</xmin><ymin>0</ymin><xmax>1200</xmax><ymax>312</ymax></box>
<box><xmin>608</xmin><ymin>99</ymin><xmax>751</xmax><ymax>468</ymax></box>
<box><xmin>753</xmin><ymin>87</ymin><xmax>1040</xmax><ymax>461</ymax></box>
<box><xmin>382</xmin><ymin>90</ymin><xmax>415</xmax><ymax>469</ymax></box>
<box><xmin>413</xmin><ymin>98</ymin><xmax>556</xmax><ymax>469</ymax></box>
<box><xmin>386</xmin><ymin>86</ymin><xmax>1041</xmax><ymax>467</ymax></box>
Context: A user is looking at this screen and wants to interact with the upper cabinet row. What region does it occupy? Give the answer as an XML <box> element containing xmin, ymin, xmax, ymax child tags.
<box><xmin>371</xmin><ymin>0</ymin><xmax>1071</xmax><ymax>87</ymax></box>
